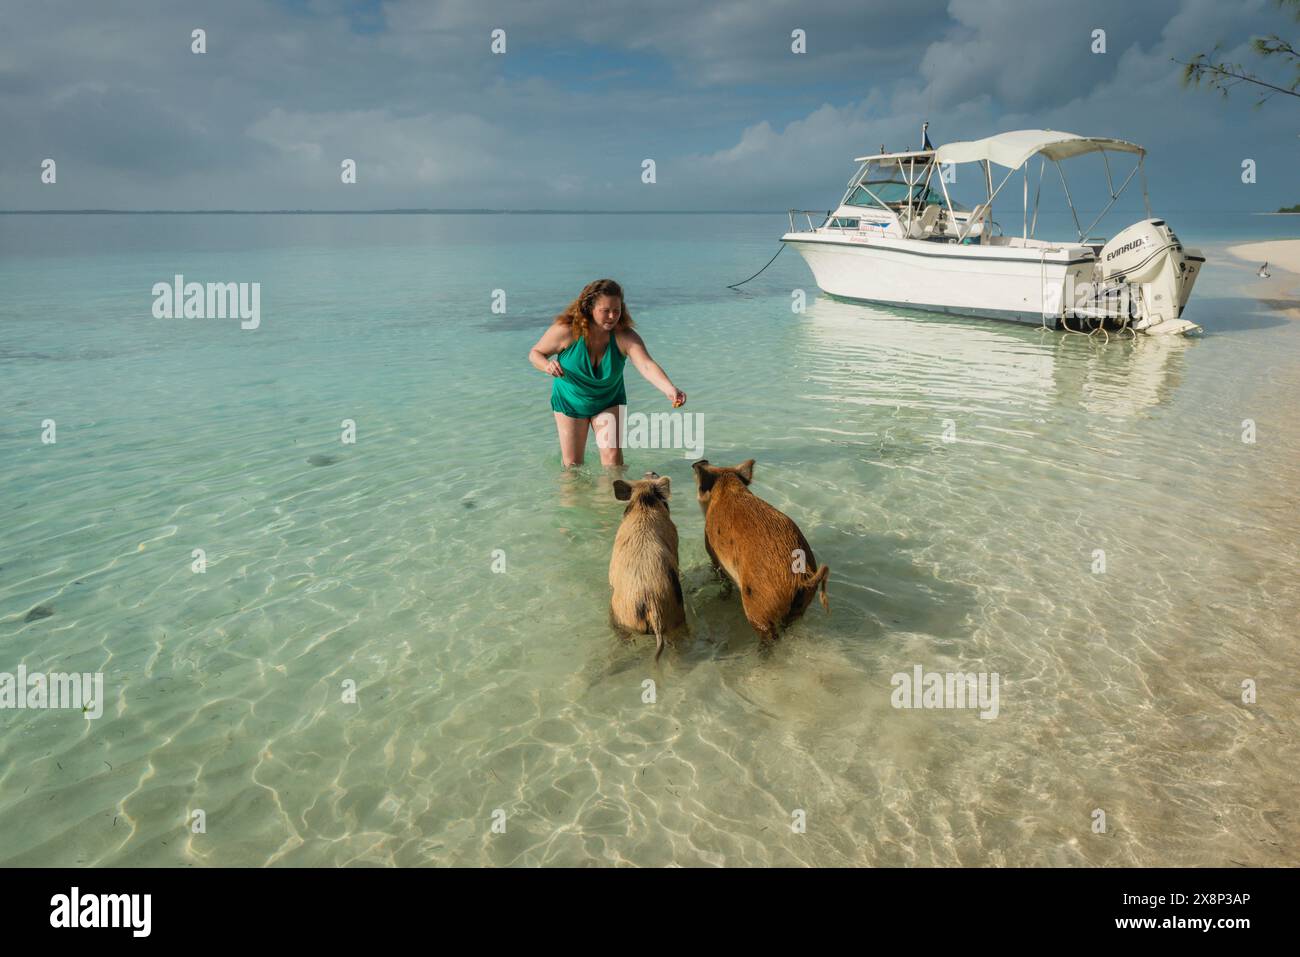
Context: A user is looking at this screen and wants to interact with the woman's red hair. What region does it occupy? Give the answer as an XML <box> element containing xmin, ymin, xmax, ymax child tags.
<box><xmin>554</xmin><ymin>278</ymin><xmax>635</xmax><ymax>340</ymax></box>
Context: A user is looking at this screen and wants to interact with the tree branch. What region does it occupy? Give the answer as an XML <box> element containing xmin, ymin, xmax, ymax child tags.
<box><xmin>1172</xmin><ymin>58</ymin><xmax>1300</xmax><ymax>99</ymax></box>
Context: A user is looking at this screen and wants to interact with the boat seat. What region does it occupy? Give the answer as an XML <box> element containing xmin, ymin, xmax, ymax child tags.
<box><xmin>963</xmin><ymin>203</ymin><xmax>989</xmax><ymax>241</ymax></box>
<box><xmin>906</xmin><ymin>203</ymin><xmax>941</xmax><ymax>238</ymax></box>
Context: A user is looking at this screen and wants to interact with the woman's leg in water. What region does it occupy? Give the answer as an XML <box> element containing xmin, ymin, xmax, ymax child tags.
<box><xmin>591</xmin><ymin>404</ymin><xmax>625</xmax><ymax>468</ymax></box>
<box><xmin>554</xmin><ymin>411</ymin><xmax>589</xmax><ymax>467</ymax></box>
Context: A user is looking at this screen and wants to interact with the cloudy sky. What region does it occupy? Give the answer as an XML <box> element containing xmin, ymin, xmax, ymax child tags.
<box><xmin>1</xmin><ymin>0</ymin><xmax>1296</xmax><ymax>211</ymax></box>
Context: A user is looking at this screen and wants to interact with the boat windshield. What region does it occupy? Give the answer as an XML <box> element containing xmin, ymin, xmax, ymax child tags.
<box><xmin>847</xmin><ymin>180</ymin><xmax>943</xmax><ymax>208</ymax></box>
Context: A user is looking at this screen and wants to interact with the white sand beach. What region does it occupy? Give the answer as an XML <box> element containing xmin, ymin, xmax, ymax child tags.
<box><xmin>1228</xmin><ymin>239</ymin><xmax>1300</xmax><ymax>274</ymax></box>
<box><xmin>1227</xmin><ymin>239</ymin><xmax>1300</xmax><ymax>318</ymax></box>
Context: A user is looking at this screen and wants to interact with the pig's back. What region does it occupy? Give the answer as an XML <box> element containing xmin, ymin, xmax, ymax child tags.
<box><xmin>609</xmin><ymin>518</ymin><xmax>684</xmax><ymax>632</ymax></box>
<box><xmin>709</xmin><ymin>488</ymin><xmax>813</xmax><ymax>582</ymax></box>
<box><xmin>610</xmin><ymin>515</ymin><xmax>680</xmax><ymax>588</ymax></box>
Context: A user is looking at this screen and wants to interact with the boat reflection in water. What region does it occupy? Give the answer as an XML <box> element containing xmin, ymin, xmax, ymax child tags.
<box><xmin>797</xmin><ymin>295</ymin><xmax>1189</xmax><ymax>429</ymax></box>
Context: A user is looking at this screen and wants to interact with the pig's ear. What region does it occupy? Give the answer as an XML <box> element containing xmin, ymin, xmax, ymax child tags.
<box><xmin>654</xmin><ymin>475</ymin><xmax>671</xmax><ymax>498</ymax></box>
<box><xmin>736</xmin><ymin>459</ymin><xmax>755</xmax><ymax>485</ymax></box>
<box><xmin>692</xmin><ymin>461</ymin><xmax>716</xmax><ymax>494</ymax></box>
<box><xmin>613</xmin><ymin>480</ymin><xmax>632</xmax><ymax>501</ymax></box>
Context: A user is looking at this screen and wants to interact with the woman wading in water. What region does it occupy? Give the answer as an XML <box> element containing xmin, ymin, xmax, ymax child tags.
<box><xmin>529</xmin><ymin>279</ymin><xmax>686</xmax><ymax>468</ymax></box>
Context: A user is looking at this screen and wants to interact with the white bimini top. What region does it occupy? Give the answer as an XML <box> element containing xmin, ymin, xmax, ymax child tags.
<box><xmin>933</xmin><ymin>129</ymin><xmax>1144</xmax><ymax>169</ymax></box>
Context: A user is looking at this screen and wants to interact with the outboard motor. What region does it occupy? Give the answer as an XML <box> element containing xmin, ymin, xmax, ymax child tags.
<box><xmin>1097</xmin><ymin>219</ymin><xmax>1201</xmax><ymax>334</ymax></box>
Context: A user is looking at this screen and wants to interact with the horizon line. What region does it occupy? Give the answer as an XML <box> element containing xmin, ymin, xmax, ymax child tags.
<box><xmin>0</xmin><ymin>208</ymin><xmax>790</xmax><ymax>216</ymax></box>
<box><xmin>1</xmin><ymin>207</ymin><xmax>1285</xmax><ymax>216</ymax></box>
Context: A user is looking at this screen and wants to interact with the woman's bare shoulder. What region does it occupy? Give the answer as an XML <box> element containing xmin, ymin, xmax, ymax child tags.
<box><xmin>541</xmin><ymin>319</ymin><xmax>575</xmax><ymax>346</ymax></box>
<box><xmin>614</xmin><ymin>326</ymin><xmax>644</xmax><ymax>352</ymax></box>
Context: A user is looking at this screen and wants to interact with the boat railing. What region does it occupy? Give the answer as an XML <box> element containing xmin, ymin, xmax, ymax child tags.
<box><xmin>788</xmin><ymin>209</ymin><xmax>832</xmax><ymax>233</ymax></box>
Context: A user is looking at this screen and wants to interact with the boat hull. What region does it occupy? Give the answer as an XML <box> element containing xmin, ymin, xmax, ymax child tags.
<box><xmin>782</xmin><ymin>233</ymin><xmax>1093</xmax><ymax>327</ymax></box>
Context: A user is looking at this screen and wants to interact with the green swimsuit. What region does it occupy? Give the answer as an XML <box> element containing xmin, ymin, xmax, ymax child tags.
<box><xmin>550</xmin><ymin>332</ymin><xmax>627</xmax><ymax>419</ymax></box>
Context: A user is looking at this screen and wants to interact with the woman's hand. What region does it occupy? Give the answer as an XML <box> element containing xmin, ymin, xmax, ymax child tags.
<box><xmin>529</xmin><ymin>321</ymin><xmax>576</xmax><ymax>377</ymax></box>
<box><xmin>668</xmin><ymin>389</ymin><xmax>686</xmax><ymax>408</ymax></box>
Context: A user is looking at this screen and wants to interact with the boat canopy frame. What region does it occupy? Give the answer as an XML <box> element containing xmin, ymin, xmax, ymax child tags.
<box><xmin>837</xmin><ymin>130</ymin><xmax>1153</xmax><ymax>245</ymax></box>
<box><xmin>836</xmin><ymin>149</ymin><xmax>941</xmax><ymax>237</ymax></box>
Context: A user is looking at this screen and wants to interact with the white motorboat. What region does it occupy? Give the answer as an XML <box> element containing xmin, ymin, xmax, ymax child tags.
<box><xmin>782</xmin><ymin>127</ymin><xmax>1205</xmax><ymax>336</ymax></box>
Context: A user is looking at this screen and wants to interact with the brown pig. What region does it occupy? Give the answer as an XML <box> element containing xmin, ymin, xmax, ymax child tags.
<box><xmin>609</xmin><ymin>472</ymin><xmax>686</xmax><ymax>661</ymax></box>
<box><xmin>691</xmin><ymin>458</ymin><xmax>829</xmax><ymax>643</ymax></box>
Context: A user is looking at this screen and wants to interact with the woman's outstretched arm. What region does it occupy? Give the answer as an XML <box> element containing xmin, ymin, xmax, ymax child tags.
<box><xmin>529</xmin><ymin>322</ymin><xmax>573</xmax><ymax>376</ymax></box>
<box><xmin>619</xmin><ymin>329</ymin><xmax>685</xmax><ymax>407</ymax></box>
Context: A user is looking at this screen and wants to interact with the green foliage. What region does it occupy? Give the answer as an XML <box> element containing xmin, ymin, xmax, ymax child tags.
<box><xmin>1174</xmin><ymin>0</ymin><xmax>1299</xmax><ymax>106</ymax></box>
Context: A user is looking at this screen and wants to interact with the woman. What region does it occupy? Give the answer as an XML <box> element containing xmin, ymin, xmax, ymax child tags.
<box><xmin>529</xmin><ymin>278</ymin><xmax>685</xmax><ymax>468</ymax></box>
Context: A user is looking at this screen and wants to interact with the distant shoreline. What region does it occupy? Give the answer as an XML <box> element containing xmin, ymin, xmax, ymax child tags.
<box><xmin>2</xmin><ymin>208</ymin><xmax>1295</xmax><ymax>216</ymax></box>
<box><xmin>0</xmin><ymin>208</ymin><xmax>789</xmax><ymax>216</ymax></box>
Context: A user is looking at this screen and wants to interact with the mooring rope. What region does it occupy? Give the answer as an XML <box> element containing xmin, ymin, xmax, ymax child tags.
<box><xmin>727</xmin><ymin>243</ymin><xmax>786</xmax><ymax>289</ymax></box>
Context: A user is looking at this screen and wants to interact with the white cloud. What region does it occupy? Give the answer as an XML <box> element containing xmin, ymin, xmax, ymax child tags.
<box><xmin>0</xmin><ymin>0</ymin><xmax>1293</xmax><ymax>209</ymax></box>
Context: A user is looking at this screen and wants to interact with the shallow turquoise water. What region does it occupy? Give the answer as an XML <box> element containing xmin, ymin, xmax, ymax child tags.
<box><xmin>1</xmin><ymin>213</ymin><xmax>1297</xmax><ymax>866</ymax></box>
